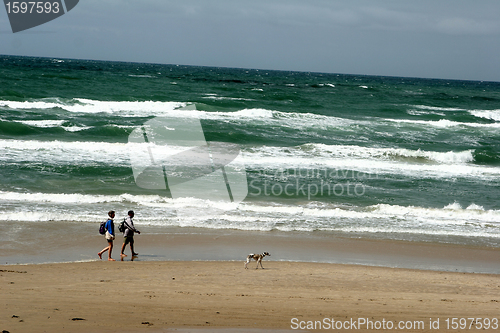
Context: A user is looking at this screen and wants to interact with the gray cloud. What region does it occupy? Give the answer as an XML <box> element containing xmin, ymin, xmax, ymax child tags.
<box><xmin>435</xmin><ymin>17</ymin><xmax>499</xmax><ymax>35</ymax></box>
<box><xmin>1</xmin><ymin>0</ymin><xmax>499</xmax><ymax>81</ymax></box>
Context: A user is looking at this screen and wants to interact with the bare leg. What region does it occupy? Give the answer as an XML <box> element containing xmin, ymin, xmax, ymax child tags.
<box><xmin>98</xmin><ymin>243</ymin><xmax>111</xmax><ymax>259</ymax></box>
<box><xmin>107</xmin><ymin>241</ymin><xmax>115</xmax><ymax>261</ymax></box>
<box><xmin>120</xmin><ymin>242</ymin><xmax>127</xmax><ymax>257</ymax></box>
<box><xmin>130</xmin><ymin>241</ymin><xmax>138</xmax><ymax>256</ymax></box>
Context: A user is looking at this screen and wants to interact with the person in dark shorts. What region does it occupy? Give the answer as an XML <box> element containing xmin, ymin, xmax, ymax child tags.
<box><xmin>98</xmin><ymin>210</ymin><xmax>116</xmax><ymax>261</ymax></box>
<box><xmin>120</xmin><ymin>210</ymin><xmax>141</xmax><ymax>257</ymax></box>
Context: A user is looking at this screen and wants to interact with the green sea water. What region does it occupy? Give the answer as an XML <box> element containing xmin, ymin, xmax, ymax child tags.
<box><xmin>1</xmin><ymin>55</ymin><xmax>500</xmax><ymax>248</ymax></box>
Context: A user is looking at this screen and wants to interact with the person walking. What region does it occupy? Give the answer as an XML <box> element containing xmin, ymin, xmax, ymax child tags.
<box><xmin>98</xmin><ymin>210</ymin><xmax>116</xmax><ymax>261</ymax></box>
<box><xmin>121</xmin><ymin>210</ymin><xmax>141</xmax><ymax>257</ymax></box>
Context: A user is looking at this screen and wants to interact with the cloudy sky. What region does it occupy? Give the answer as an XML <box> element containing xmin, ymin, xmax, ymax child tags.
<box><xmin>1</xmin><ymin>0</ymin><xmax>499</xmax><ymax>81</ymax></box>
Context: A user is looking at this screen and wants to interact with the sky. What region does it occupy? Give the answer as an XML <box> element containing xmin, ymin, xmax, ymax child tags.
<box><xmin>1</xmin><ymin>0</ymin><xmax>500</xmax><ymax>81</ymax></box>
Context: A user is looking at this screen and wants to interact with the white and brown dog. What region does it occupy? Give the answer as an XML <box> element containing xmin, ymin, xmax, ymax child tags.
<box><xmin>244</xmin><ymin>252</ymin><xmax>271</xmax><ymax>269</ymax></box>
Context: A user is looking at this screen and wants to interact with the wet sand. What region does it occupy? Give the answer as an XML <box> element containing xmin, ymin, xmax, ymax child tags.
<box><xmin>2</xmin><ymin>223</ymin><xmax>500</xmax><ymax>274</ymax></box>
<box><xmin>1</xmin><ymin>261</ymin><xmax>500</xmax><ymax>333</ymax></box>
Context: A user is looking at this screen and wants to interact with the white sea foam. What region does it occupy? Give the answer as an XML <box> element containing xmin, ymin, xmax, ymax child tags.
<box><xmin>74</xmin><ymin>99</ymin><xmax>187</xmax><ymax>116</ymax></box>
<box><xmin>0</xmin><ymin>139</ymin><xmax>131</xmax><ymax>166</ymax></box>
<box><xmin>244</xmin><ymin>144</ymin><xmax>497</xmax><ymax>180</ymax></box>
<box><xmin>1</xmin><ymin>211</ymin><xmax>68</xmax><ymax>222</ymax></box>
<box><xmin>246</xmin><ymin>153</ymin><xmax>497</xmax><ymax>180</ymax></box>
<box><xmin>0</xmin><ymin>98</ymin><xmax>186</xmax><ymax>117</ymax></box>
<box><xmin>12</xmin><ymin>119</ymin><xmax>93</xmax><ymax>132</ymax></box>
<box><xmin>283</xmin><ymin>143</ymin><xmax>475</xmax><ymax>164</ymax></box>
<box><xmin>61</xmin><ymin>125</ymin><xmax>93</xmax><ymax>132</ymax></box>
<box><xmin>386</xmin><ymin>118</ymin><xmax>500</xmax><ymax>129</ymax></box>
<box><xmin>17</xmin><ymin>120</ymin><xmax>66</xmax><ymax>127</ymax></box>
<box><xmin>1</xmin><ymin>191</ymin><xmax>499</xmax><ymax>240</ymax></box>
<box><xmin>0</xmin><ymin>100</ymin><xmax>65</xmax><ymax>110</ymax></box>
<box><xmin>0</xmin><ymin>191</ymin><xmax>165</xmax><ymax>204</ymax></box>
<box><xmin>372</xmin><ymin>202</ymin><xmax>499</xmax><ymax>223</ymax></box>
<box><xmin>412</xmin><ymin>105</ymin><xmax>465</xmax><ymax>112</ymax></box>
<box><xmin>0</xmin><ymin>98</ymin><xmax>498</xmax><ymax>181</ymax></box>
<box><xmin>201</xmin><ymin>95</ymin><xmax>255</xmax><ymax>101</ymax></box>
<box><xmin>7</xmin><ymin>98</ymin><xmax>489</xmax><ymax>137</ymax></box>
<box><xmin>0</xmin><ymin>98</ymin><xmax>350</xmax><ymax>130</ymax></box>
<box><xmin>444</xmin><ymin>201</ymin><xmax>463</xmax><ymax>210</ymax></box>
<box><xmin>231</xmin><ymin>108</ymin><xmax>275</xmax><ymax>118</ymax></box>
<box><xmin>470</xmin><ymin>109</ymin><xmax>500</xmax><ymax>121</ymax></box>
<box><xmin>206</xmin><ymin>107</ymin><xmax>351</xmax><ymax>132</ymax></box>
<box><xmin>1</xmin><ymin>139</ymin><xmax>496</xmax><ymax>180</ymax></box>
<box><xmin>466</xmin><ymin>203</ymin><xmax>485</xmax><ymax>211</ymax></box>
<box><xmin>128</xmin><ymin>74</ymin><xmax>155</xmax><ymax>78</ymax></box>
<box><xmin>2</xmin><ymin>98</ymin><xmax>498</xmax><ymax>135</ymax></box>
<box><xmin>406</xmin><ymin>109</ymin><xmax>446</xmax><ymax>116</ymax></box>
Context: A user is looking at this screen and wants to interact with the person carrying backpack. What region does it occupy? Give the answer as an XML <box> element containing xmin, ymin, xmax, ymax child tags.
<box><xmin>98</xmin><ymin>210</ymin><xmax>116</xmax><ymax>261</ymax></box>
<box><xmin>120</xmin><ymin>210</ymin><xmax>141</xmax><ymax>257</ymax></box>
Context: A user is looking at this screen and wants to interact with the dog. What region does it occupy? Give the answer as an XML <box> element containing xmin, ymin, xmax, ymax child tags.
<box><xmin>244</xmin><ymin>252</ymin><xmax>270</xmax><ymax>269</ymax></box>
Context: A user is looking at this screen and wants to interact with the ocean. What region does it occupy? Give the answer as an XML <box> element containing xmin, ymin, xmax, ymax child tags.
<box><xmin>1</xmin><ymin>55</ymin><xmax>500</xmax><ymax>261</ymax></box>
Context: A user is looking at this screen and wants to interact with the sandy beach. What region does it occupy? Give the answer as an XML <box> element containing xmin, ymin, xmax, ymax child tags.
<box><xmin>1</xmin><ymin>259</ymin><xmax>500</xmax><ymax>333</ymax></box>
<box><xmin>2</xmin><ymin>225</ymin><xmax>500</xmax><ymax>332</ymax></box>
